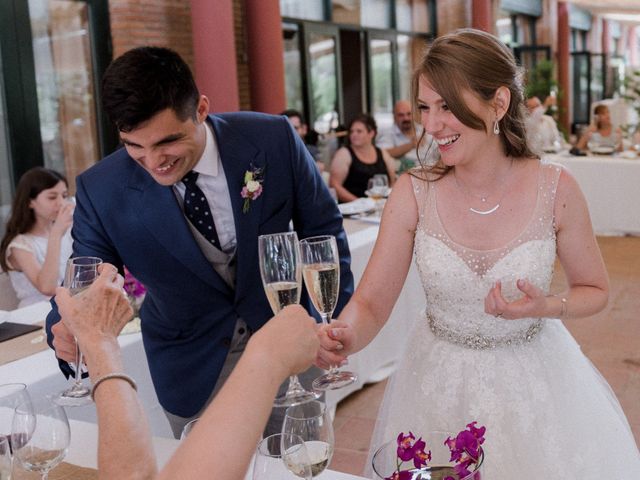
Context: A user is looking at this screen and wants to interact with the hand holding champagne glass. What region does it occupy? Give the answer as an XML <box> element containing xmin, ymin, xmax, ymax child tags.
<box><xmin>300</xmin><ymin>235</ymin><xmax>356</xmax><ymax>390</ymax></box>
<box><xmin>56</xmin><ymin>256</ymin><xmax>102</xmax><ymax>406</ymax></box>
<box><xmin>258</xmin><ymin>232</ymin><xmax>319</xmax><ymax>407</ymax></box>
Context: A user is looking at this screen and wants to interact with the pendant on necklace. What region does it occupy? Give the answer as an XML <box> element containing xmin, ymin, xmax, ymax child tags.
<box><xmin>470</xmin><ymin>203</ymin><xmax>500</xmax><ymax>215</ymax></box>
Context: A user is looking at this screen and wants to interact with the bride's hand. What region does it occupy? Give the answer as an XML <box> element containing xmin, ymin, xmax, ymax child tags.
<box><xmin>314</xmin><ymin>320</ymin><xmax>353</xmax><ymax>370</ymax></box>
<box><xmin>484</xmin><ymin>279</ymin><xmax>547</xmax><ymax>320</ymax></box>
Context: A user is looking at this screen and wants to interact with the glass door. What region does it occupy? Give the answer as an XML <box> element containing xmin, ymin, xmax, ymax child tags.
<box><xmin>367</xmin><ymin>33</ymin><xmax>395</xmax><ymax>133</ymax></box>
<box><xmin>571</xmin><ymin>51</ymin><xmax>591</xmax><ymax>133</ymax></box>
<box><xmin>0</xmin><ymin>54</ymin><xmax>12</xmax><ymax>236</ymax></box>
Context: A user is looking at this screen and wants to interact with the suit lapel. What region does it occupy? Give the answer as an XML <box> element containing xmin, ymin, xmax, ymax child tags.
<box><xmin>127</xmin><ymin>165</ymin><xmax>232</xmax><ymax>295</ymax></box>
<box><xmin>210</xmin><ymin>116</ymin><xmax>265</xmax><ymax>302</ymax></box>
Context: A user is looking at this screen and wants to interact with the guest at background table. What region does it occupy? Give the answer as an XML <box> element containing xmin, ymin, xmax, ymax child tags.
<box><xmin>46</xmin><ymin>46</ymin><xmax>354</xmax><ymax>438</ymax></box>
<box><xmin>576</xmin><ymin>104</ymin><xmax>623</xmax><ymax>152</ymax></box>
<box><xmin>318</xmin><ymin>28</ymin><xmax>640</xmax><ymax>478</ymax></box>
<box><xmin>0</xmin><ymin>167</ymin><xmax>73</xmax><ymax>308</ymax></box>
<box><xmin>377</xmin><ymin>100</ymin><xmax>438</xmax><ymax>172</ymax></box>
<box><xmin>281</xmin><ymin>109</ymin><xmax>325</xmax><ymax>173</ymax></box>
<box><xmin>56</xmin><ymin>264</ymin><xmax>320</xmax><ymax>480</ymax></box>
<box><xmin>330</xmin><ymin>113</ymin><xmax>396</xmax><ymax>202</ymax></box>
<box><xmin>525</xmin><ymin>96</ymin><xmax>564</xmax><ymax>153</ymax></box>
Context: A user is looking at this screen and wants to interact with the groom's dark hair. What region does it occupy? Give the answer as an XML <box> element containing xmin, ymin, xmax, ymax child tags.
<box><xmin>102</xmin><ymin>46</ymin><xmax>200</xmax><ymax>132</ymax></box>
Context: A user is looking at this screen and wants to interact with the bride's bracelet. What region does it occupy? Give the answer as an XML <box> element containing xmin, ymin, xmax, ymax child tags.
<box><xmin>553</xmin><ymin>295</ymin><xmax>568</xmax><ymax>318</ymax></box>
<box><xmin>91</xmin><ymin>373</ymin><xmax>137</xmax><ymax>401</ymax></box>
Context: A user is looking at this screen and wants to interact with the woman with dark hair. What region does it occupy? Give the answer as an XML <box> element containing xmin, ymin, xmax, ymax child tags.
<box><xmin>329</xmin><ymin>113</ymin><xmax>396</xmax><ymax>202</ymax></box>
<box><xmin>576</xmin><ymin>104</ymin><xmax>623</xmax><ymax>152</ymax></box>
<box><xmin>318</xmin><ymin>29</ymin><xmax>640</xmax><ymax>477</ymax></box>
<box><xmin>0</xmin><ymin>167</ymin><xmax>73</xmax><ymax>307</ymax></box>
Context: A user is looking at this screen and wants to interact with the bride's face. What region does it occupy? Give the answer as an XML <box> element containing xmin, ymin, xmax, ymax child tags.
<box><xmin>417</xmin><ymin>78</ymin><xmax>496</xmax><ymax>167</ymax></box>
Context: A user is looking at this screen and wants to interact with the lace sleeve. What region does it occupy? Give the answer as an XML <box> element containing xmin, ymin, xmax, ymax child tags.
<box><xmin>5</xmin><ymin>235</ymin><xmax>34</xmax><ymax>270</ymax></box>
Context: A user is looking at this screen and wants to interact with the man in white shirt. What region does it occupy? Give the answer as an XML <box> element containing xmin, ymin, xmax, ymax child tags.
<box><xmin>525</xmin><ymin>96</ymin><xmax>563</xmax><ymax>153</ymax></box>
<box><xmin>376</xmin><ymin>100</ymin><xmax>437</xmax><ymax>171</ymax></box>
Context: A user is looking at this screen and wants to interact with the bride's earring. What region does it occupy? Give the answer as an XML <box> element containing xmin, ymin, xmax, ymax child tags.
<box><xmin>493</xmin><ymin>118</ymin><xmax>500</xmax><ymax>135</ymax></box>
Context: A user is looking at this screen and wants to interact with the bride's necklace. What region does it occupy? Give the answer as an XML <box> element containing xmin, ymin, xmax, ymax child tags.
<box><xmin>453</xmin><ymin>160</ymin><xmax>513</xmax><ymax>215</ymax></box>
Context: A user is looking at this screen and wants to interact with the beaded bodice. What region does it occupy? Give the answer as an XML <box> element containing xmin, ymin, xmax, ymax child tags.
<box><xmin>411</xmin><ymin>162</ymin><xmax>562</xmax><ymax>348</ymax></box>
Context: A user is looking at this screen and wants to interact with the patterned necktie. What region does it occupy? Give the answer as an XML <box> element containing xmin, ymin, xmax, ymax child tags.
<box><xmin>182</xmin><ymin>171</ymin><xmax>221</xmax><ymax>250</ymax></box>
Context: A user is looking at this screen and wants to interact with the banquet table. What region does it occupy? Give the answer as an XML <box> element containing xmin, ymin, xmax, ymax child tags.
<box><xmin>544</xmin><ymin>152</ymin><xmax>640</xmax><ymax>236</ymax></box>
<box><xmin>0</xmin><ymin>217</ymin><xmax>422</xmax><ymax>445</ymax></box>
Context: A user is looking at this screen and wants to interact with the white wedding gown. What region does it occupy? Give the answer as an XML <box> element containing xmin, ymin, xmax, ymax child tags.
<box><xmin>367</xmin><ymin>163</ymin><xmax>640</xmax><ymax>478</ymax></box>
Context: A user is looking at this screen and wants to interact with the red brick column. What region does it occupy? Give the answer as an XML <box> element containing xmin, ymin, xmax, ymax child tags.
<box><xmin>557</xmin><ymin>2</ymin><xmax>571</xmax><ymax>133</ymax></box>
<box><xmin>472</xmin><ymin>0</ymin><xmax>492</xmax><ymax>33</ymax></box>
<box><xmin>190</xmin><ymin>0</ymin><xmax>239</xmax><ymax>112</ymax></box>
<box><xmin>244</xmin><ymin>0</ymin><xmax>286</xmax><ymax>114</ymax></box>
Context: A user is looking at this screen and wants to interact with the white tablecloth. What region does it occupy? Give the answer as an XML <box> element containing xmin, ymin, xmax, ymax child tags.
<box><xmin>545</xmin><ymin>153</ymin><xmax>640</xmax><ymax>236</ymax></box>
<box><xmin>0</xmin><ymin>219</ymin><xmax>422</xmax><ymax>443</ymax></box>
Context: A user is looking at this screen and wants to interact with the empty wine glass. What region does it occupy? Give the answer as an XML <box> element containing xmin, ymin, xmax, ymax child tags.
<box><xmin>300</xmin><ymin>235</ymin><xmax>356</xmax><ymax>391</ymax></box>
<box><xmin>258</xmin><ymin>232</ymin><xmax>319</xmax><ymax>407</ymax></box>
<box><xmin>11</xmin><ymin>397</ymin><xmax>70</xmax><ymax>480</ymax></box>
<box><xmin>253</xmin><ymin>433</ymin><xmax>312</xmax><ymax>479</ymax></box>
<box><xmin>0</xmin><ymin>436</ymin><xmax>10</xmax><ymax>480</ymax></box>
<box><xmin>56</xmin><ymin>256</ymin><xmax>102</xmax><ymax>407</ymax></box>
<box><xmin>282</xmin><ymin>400</ymin><xmax>335</xmax><ymax>478</ymax></box>
<box><xmin>0</xmin><ymin>383</ymin><xmax>32</xmax><ymax>457</ymax></box>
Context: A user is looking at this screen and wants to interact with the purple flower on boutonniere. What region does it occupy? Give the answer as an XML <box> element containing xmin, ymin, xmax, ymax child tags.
<box><xmin>241</xmin><ymin>165</ymin><xmax>264</xmax><ymax>213</ymax></box>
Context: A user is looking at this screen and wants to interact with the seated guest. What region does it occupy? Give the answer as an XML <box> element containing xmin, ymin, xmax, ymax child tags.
<box><xmin>330</xmin><ymin>114</ymin><xmax>396</xmax><ymax>202</ymax></box>
<box><xmin>525</xmin><ymin>96</ymin><xmax>563</xmax><ymax>153</ymax></box>
<box><xmin>281</xmin><ymin>109</ymin><xmax>324</xmax><ymax>171</ymax></box>
<box><xmin>0</xmin><ymin>168</ymin><xmax>73</xmax><ymax>308</ymax></box>
<box><xmin>576</xmin><ymin>104</ymin><xmax>623</xmax><ymax>152</ymax></box>
<box><xmin>376</xmin><ymin>100</ymin><xmax>437</xmax><ymax>171</ymax></box>
<box><xmin>56</xmin><ymin>264</ymin><xmax>320</xmax><ymax>480</ymax></box>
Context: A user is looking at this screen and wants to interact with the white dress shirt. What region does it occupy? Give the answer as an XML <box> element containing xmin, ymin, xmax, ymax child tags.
<box><xmin>173</xmin><ymin>123</ymin><xmax>237</xmax><ymax>253</ymax></box>
<box><xmin>376</xmin><ymin>122</ymin><xmax>438</xmax><ymax>165</ymax></box>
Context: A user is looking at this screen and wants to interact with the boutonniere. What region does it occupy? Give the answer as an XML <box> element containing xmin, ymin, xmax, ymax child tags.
<box><xmin>241</xmin><ymin>165</ymin><xmax>264</xmax><ymax>213</ymax></box>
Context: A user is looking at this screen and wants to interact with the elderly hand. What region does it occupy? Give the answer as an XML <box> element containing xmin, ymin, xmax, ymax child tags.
<box><xmin>248</xmin><ymin>305</ymin><xmax>319</xmax><ymax>378</ymax></box>
<box><xmin>56</xmin><ymin>263</ymin><xmax>133</xmax><ymax>350</ymax></box>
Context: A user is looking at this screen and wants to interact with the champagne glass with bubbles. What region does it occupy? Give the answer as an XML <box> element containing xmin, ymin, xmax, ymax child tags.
<box><xmin>300</xmin><ymin>235</ymin><xmax>356</xmax><ymax>390</ymax></box>
<box><xmin>258</xmin><ymin>232</ymin><xmax>319</xmax><ymax>407</ymax></box>
<box><xmin>56</xmin><ymin>256</ymin><xmax>102</xmax><ymax>407</ymax></box>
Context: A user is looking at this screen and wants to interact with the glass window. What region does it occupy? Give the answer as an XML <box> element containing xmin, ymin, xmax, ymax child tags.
<box><xmin>308</xmin><ymin>33</ymin><xmax>339</xmax><ymax>134</ymax></box>
<box><xmin>280</xmin><ymin>0</ymin><xmax>324</xmax><ymax>21</ymax></box>
<box><xmin>283</xmin><ymin>23</ymin><xmax>304</xmax><ymax>113</ymax></box>
<box><xmin>361</xmin><ymin>0</ymin><xmax>390</xmax><ymax>29</ymax></box>
<box><xmin>0</xmin><ymin>53</ymin><xmax>13</xmax><ymax>237</ymax></box>
<box><xmin>396</xmin><ymin>0</ymin><xmax>430</xmax><ymax>32</ymax></box>
<box><xmin>332</xmin><ymin>0</ymin><xmax>361</xmax><ymax>25</ymax></box>
<box><xmin>496</xmin><ymin>12</ymin><xmax>514</xmax><ymax>45</ymax></box>
<box><xmin>29</xmin><ymin>0</ymin><xmax>100</xmax><ymax>191</ymax></box>
<box><xmin>397</xmin><ymin>35</ymin><xmax>426</xmax><ymax>102</ymax></box>
<box><xmin>369</xmin><ymin>38</ymin><xmax>393</xmax><ymax>132</ymax></box>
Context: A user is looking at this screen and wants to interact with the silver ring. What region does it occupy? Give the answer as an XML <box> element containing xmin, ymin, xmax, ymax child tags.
<box><xmin>495</xmin><ymin>313</ymin><xmax>503</xmax><ymax>318</ymax></box>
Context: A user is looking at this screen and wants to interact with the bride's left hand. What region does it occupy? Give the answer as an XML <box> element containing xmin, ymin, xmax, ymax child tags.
<box><xmin>484</xmin><ymin>279</ymin><xmax>547</xmax><ymax>320</ymax></box>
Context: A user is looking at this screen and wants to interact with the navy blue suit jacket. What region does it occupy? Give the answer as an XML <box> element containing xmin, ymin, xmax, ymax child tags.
<box><xmin>46</xmin><ymin>112</ymin><xmax>354</xmax><ymax>417</ymax></box>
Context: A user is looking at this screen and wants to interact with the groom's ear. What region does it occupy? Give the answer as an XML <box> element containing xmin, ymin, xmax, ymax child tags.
<box><xmin>196</xmin><ymin>95</ymin><xmax>210</xmax><ymax>123</ymax></box>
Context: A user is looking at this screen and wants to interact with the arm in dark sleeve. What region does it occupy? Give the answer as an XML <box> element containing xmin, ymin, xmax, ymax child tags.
<box><xmin>46</xmin><ymin>174</ymin><xmax>124</xmax><ymax>377</ymax></box>
<box><xmin>285</xmin><ymin>119</ymin><xmax>355</xmax><ymax>317</ymax></box>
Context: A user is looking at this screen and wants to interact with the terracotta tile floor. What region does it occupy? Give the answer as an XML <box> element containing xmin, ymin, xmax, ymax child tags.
<box><xmin>331</xmin><ymin>236</ymin><xmax>640</xmax><ymax>476</ymax></box>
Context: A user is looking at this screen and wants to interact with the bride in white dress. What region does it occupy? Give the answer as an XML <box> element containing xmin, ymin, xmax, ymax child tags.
<box><xmin>318</xmin><ymin>29</ymin><xmax>640</xmax><ymax>478</ymax></box>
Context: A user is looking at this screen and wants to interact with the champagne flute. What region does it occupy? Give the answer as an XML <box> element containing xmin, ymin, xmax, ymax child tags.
<box><xmin>282</xmin><ymin>400</ymin><xmax>335</xmax><ymax>477</ymax></box>
<box><xmin>253</xmin><ymin>433</ymin><xmax>312</xmax><ymax>479</ymax></box>
<box><xmin>56</xmin><ymin>256</ymin><xmax>102</xmax><ymax>407</ymax></box>
<box><xmin>300</xmin><ymin>235</ymin><xmax>356</xmax><ymax>390</ymax></box>
<box><xmin>258</xmin><ymin>232</ymin><xmax>319</xmax><ymax>407</ymax></box>
<box><xmin>11</xmin><ymin>397</ymin><xmax>70</xmax><ymax>480</ymax></box>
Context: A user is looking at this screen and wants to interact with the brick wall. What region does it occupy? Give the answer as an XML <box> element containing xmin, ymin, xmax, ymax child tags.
<box><xmin>108</xmin><ymin>0</ymin><xmax>194</xmax><ymax>70</ymax></box>
<box><xmin>233</xmin><ymin>0</ymin><xmax>252</xmax><ymax>110</ymax></box>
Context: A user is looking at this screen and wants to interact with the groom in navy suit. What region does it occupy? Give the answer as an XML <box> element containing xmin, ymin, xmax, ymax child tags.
<box><xmin>46</xmin><ymin>47</ymin><xmax>353</xmax><ymax>437</ymax></box>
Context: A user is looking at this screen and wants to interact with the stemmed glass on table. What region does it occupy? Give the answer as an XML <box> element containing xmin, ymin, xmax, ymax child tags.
<box><xmin>282</xmin><ymin>400</ymin><xmax>335</xmax><ymax>478</ymax></box>
<box><xmin>0</xmin><ymin>383</ymin><xmax>32</xmax><ymax>479</ymax></box>
<box><xmin>300</xmin><ymin>235</ymin><xmax>356</xmax><ymax>391</ymax></box>
<box><xmin>253</xmin><ymin>433</ymin><xmax>312</xmax><ymax>479</ymax></box>
<box><xmin>11</xmin><ymin>397</ymin><xmax>70</xmax><ymax>480</ymax></box>
<box><xmin>258</xmin><ymin>232</ymin><xmax>320</xmax><ymax>407</ymax></box>
<box><xmin>55</xmin><ymin>256</ymin><xmax>102</xmax><ymax>407</ymax></box>
<box><xmin>366</xmin><ymin>174</ymin><xmax>390</xmax><ymax>213</ymax></box>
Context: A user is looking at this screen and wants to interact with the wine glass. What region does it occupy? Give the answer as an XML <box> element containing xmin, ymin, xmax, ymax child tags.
<box><xmin>11</xmin><ymin>397</ymin><xmax>70</xmax><ymax>480</ymax></box>
<box><xmin>300</xmin><ymin>235</ymin><xmax>356</xmax><ymax>391</ymax></box>
<box><xmin>253</xmin><ymin>433</ymin><xmax>312</xmax><ymax>479</ymax></box>
<box><xmin>282</xmin><ymin>400</ymin><xmax>335</xmax><ymax>478</ymax></box>
<box><xmin>0</xmin><ymin>436</ymin><xmax>10</xmax><ymax>480</ymax></box>
<box><xmin>367</xmin><ymin>175</ymin><xmax>389</xmax><ymax>213</ymax></box>
<box><xmin>258</xmin><ymin>232</ymin><xmax>319</xmax><ymax>407</ymax></box>
<box><xmin>0</xmin><ymin>383</ymin><xmax>32</xmax><ymax>457</ymax></box>
<box><xmin>56</xmin><ymin>256</ymin><xmax>102</xmax><ymax>407</ymax></box>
